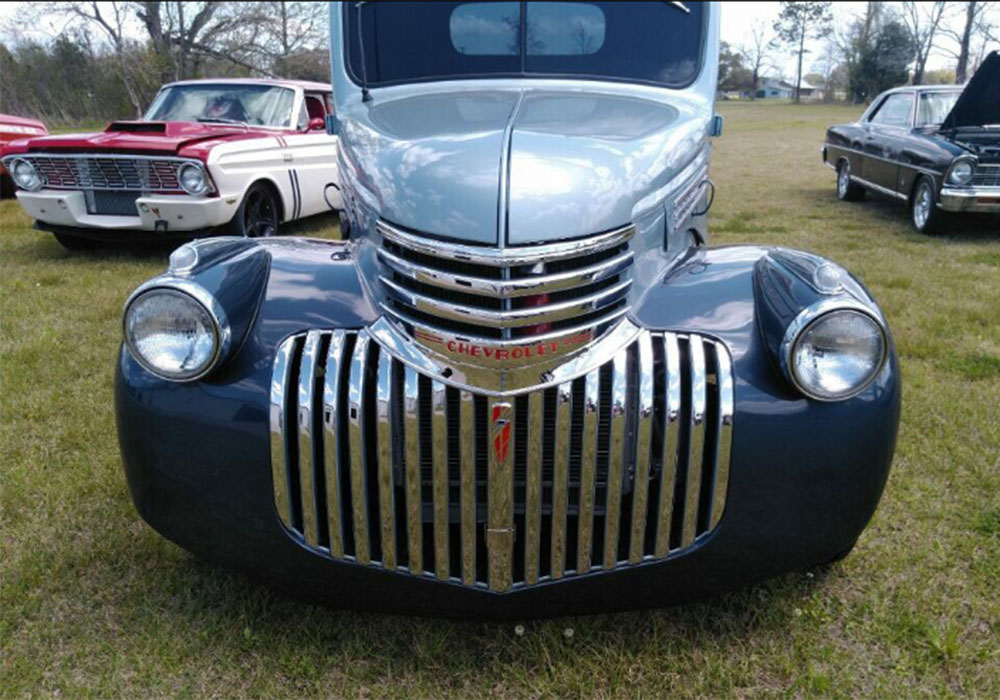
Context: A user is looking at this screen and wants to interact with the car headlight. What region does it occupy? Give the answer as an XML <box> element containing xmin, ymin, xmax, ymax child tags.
<box><xmin>783</xmin><ymin>305</ymin><xmax>887</xmax><ymax>401</ymax></box>
<box><xmin>124</xmin><ymin>285</ymin><xmax>229</xmax><ymax>381</ymax></box>
<box><xmin>10</xmin><ymin>158</ymin><xmax>43</xmax><ymax>191</ymax></box>
<box><xmin>178</xmin><ymin>162</ymin><xmax>210</xmax><ymax>195</ymax></box>
<box><xmin>946</xmin><ymin>160</ymin><xmax>975</xmax><ymax>186</ymax></box>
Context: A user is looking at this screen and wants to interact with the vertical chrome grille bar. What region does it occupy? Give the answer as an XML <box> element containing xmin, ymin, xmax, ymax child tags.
<box><xmin>603</xmin><ymin>352</ymin><xmax>628</xmax><ymax>569</ymax></box>
<box><xmin>487</xmin><ymin>399</ymin><xmax>514</xmax><ymax>591</ymax></box>
<box><xmin>711</xmin><ymin>342</ymin><xmax>735</xmax><ymax>530</ymax></box>
<box><xmin>375</xmin><ymin>352</ymin><xmax>397</xmax><ymax>570</ymax></box>
<box><xmin>297</xmin><ymin>331</ymin><xmax>322</xmax><ymax>547</ymax></box>
<box><xmin>550</xmin><ymin>382</ymin><xmax>572</xmax><ymax>579</ymax></box>
<box><xmin>402</xmin><ymin>366</ymin><xmax>423</xmax><ymax>573</ymax></box>
<box><xmin>347</xmin><ymin>333</ymin><xmax>371</xmax><ymax>564</ymax></box>
<box><xmin>629</xmin><ymin>333</ymin><xmax>655</xmax><ymax>563</ymax></box>
<box><xmin>654</xmin><ymin>334</ymin><xmax>682</xmax><ymax>557</ymax></box>
<box><xmin>681</xmin><ymin>336</ymin><xmax>707</xmax><ymax>547</ymax></box>
<box><xmin>576</xmin><ymin>371</ymin><xmax>600</xmax><ymax>574</ymax></box>
<box><xmin>459</xmin><ymin>391</ymin><xmax>477</xmax><ymax>585</ymax></box>
<box><xmin>322</xmin><ymin>330</ymin><xmax>347</xmax><ymax>557</ymax></box>
<box><xmin>269</xmin><ymin>337</ymin><xmax>296</xmax><ymax>530</ymax></box>
<box><xmin>431</xmin><ymin>381</ymin><xmax>450</xmax><ymax>579</ymax></box>
<box><xmin>524</xmin><ymin>391</ymin><xmax>544</xmax><ymax>585</ymax></box>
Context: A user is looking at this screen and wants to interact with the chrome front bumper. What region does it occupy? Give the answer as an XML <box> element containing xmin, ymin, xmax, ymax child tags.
<box><xmin>938</xmin><ymin>186</ymin><xmax>1000</xmax><ymax>213</ymax></box>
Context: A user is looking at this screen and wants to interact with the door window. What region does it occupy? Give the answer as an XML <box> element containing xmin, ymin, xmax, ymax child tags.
<box><xmin>869</xmin><ymin>94</ymin><xmax>913</xmax><ymax>127</ymax></box>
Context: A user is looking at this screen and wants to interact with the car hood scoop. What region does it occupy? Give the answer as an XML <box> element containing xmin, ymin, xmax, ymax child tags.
<box><xmin>942</xmin><ymin>51</ymin><xmax>1000</xmax><ymax>130</ymax></box>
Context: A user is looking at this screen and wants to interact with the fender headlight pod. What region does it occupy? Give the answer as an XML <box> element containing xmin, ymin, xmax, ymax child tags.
<box><xmin>946</xmin><ymin>158</ymin><xmax>975</xmax><ymax>186</ymax></box>
<box><xmin>781</xmin><ymin>301</ymin><xmax>887</xmax><ymax>402</ymax></box>
<box><xmin>124</xmin><ymin>282</ymin><xmax>230</xmax><ymax>381</ymax></box>
<box><xmin>178</xmin><ymin>162</ymin><xmax>212</xmax><ymax>195</ymax></box>
<box><xmin>10</xmin><ymin>158</ymin><xmax>43</xmax><ymax>191</ymax></box>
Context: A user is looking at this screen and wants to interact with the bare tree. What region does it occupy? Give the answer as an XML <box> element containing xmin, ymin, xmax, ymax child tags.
<box><xmin>245</xmin><ymin>1</ymin><xmax>328</xmax><ymax>77</ymax></box>
<box><xmin>738</xmin><ymin>21</ymin><xmax>777</xmax><ymax>99</ymax></box>
<box><xmin>902</xmin><ymin>1</ymin><xmax>949</xmax><ymax>85</ymax></box>
<box><xmin>774</xmin><ymin>1</ymin><xmax>833</xmax><ymax>103</ymax></box>
<box><xmin>940</xmin><ymin>1</ymin><xmax>996</xmax><ymax>82</ymax></box>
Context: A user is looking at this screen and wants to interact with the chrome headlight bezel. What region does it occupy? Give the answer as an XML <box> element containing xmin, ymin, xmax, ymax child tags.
<box><xmin>123</xmin><ymin>280</ymin><xmax>231</xmax><ymax>382</ymax></box>
<box><xmin>178</xmin><ymin>162</ymin><xmax>212</xmax><ymax>196</ymax></box>
<box><xmin>780</xmin><ymin>299</ymin><xmax>888</xmax><ymax>402</ymax></box>
<box><xmin>945</xmin><ymin>158</ymin><xmax>976</xmax><ymax>186</ymax></box>
<box><xmin>9</xmin><ymin>158</ymin><xmax>43</xmax><ymax>191</ymax></box>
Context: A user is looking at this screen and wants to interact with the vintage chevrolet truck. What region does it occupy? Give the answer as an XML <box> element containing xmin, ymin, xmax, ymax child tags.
<box><xmin>114</xmin><ymin>1</ymin><xmax>901</xmax><ymax>618</ymax></box>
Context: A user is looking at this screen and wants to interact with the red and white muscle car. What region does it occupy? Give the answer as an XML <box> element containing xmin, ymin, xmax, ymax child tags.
<box><xmin>0</xmin><ymin>114</ymin><xmax>48</xmax><ymax>197</ymax></box>
<box><xmin>1</xmin><ymin>79</ymin><xmax>341</xmax><ymax>249</ymax></box>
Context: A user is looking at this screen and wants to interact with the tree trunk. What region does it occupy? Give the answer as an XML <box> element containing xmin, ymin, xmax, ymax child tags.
<box><xmin>795</xmin><ymin>31</ymin><xmax>804</xmax><ymax>103</ymax></box>
<box><xmin>956</xmin><ymin>2</ymin><xmax>976</xmax><ymax>83</ymax></box>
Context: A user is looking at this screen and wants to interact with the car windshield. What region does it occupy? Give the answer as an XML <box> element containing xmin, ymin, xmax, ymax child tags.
<box><xmin>344</xmin><ymin>1</ymin><xmax>705</xmax><ymax>88</ymax></box>
<box><xmin>144</xmin><ymin>84</ymin><xmax>297</xmax><ymax>127</ymax></box>
<box><xmin>916</xmin><ymin>91</ymin><xmax>960</xmax><ymax>127</ymax></box>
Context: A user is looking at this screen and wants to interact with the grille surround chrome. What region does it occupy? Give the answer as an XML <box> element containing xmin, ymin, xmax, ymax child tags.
<box><xmin>270</xmin><ymin>327</ymin><xmax>734</xmax><ymax>592</ymax></box>
<box><xmin>971</xmin><ymin>164</ymin><xmax>1000</xmax><ymax>188</ymax></box>
<box><xmin>14</xmin><ymin>153</ymin><xmax>196</xmax><ymax>192</ymax></box>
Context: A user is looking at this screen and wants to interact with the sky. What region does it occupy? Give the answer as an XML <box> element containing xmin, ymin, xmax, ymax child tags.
<box><xmin>2</xmin><ymin>1</ymin><xmax>998</xmax><ymax>79</ymax></box>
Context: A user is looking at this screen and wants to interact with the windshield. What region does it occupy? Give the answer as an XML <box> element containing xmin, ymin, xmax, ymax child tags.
<box><xmin>144</xmin><ymin>84</ymin><xmax>297</xmax><ymax>127</ymax></box>
<box><xmin>916</xmin><ymin>91</ymin><xmax>960</xmax><ymax>127</ymax></box>
<box><xmin>344</xmin><ymin>1</ymin><xmax>705</xmax><ymax>88</ymax></box>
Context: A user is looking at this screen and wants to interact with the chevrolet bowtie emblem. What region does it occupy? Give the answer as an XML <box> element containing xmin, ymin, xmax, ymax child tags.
<box><xmin>487</xmin><ymin>401</ymin><xmax>515</xmax><ymax>591</ymax></box>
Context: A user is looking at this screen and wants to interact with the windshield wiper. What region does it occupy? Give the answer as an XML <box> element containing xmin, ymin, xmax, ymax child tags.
<box><xmin>197</xmin><ymin>117</ymin><xmax>246</xmax><ymax>126</ymax></box>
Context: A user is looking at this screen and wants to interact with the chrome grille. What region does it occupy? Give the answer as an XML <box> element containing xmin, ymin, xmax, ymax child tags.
<box><xmin>375</xmin><ymin>220</ymin><xmax>634</xmax><ymax>342</ymax></box>
<box><xmin>270</xmin><ymin>328</ymin><xmax>734</xmax><ymax>591</ymax></box>
<box><xmin>971</xmin><ymin>165</ymin><xmax>1000</xmax><ymax>188</ymax></box>
<box><xmin>20</xmin><ymin>154</ymin><xmax>185</xmax><ymax>192</ymax></box>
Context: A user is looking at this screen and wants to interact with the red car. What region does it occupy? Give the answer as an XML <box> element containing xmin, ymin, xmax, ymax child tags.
<box><xmin>0</xmin><ymin>114</ymin><xmax>48</xmax><ymax>197</ymax></box>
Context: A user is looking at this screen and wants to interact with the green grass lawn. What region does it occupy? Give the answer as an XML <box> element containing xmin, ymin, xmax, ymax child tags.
<box><xmin>2</xmin><ymin>101</ymin><xmax>999</xmax><ymax>698</ymax></box>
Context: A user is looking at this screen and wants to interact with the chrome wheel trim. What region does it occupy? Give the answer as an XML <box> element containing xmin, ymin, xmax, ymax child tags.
<box><xmin>913</xmin><ymin>182</ymin><xmax>932</xmax><ymax>230</ymax></box>
<box><xmin>244</xmin><ymin>189</ymin><xmax>277</xmax><ymax>238</ymax></box>
<box><xmin>837</xmin><ymin>162</ymin><xmax>850</xmax><ymax>198</ymax></box>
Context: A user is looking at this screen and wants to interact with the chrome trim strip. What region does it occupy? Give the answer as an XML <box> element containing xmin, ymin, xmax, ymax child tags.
<box><xmin>378</xmin><ymin>219</ymin><xmax>635</xmax><ymax>267</ymax></box>
<box><xmin>322</xmin><ymin>330</ymin><xmax>347</xmax><ymax>557</ymax></box>
<box><xmin>603</xmin><ymin>351</ymin><xmax>628</xmax><ymax>569</ymax></box>
<box><xmin>550</xmin><ymin>382</ymin><xmax>572</xmax><ymax>579</ymax></box>
<box><xmin>347</xmin><ymin>333</ymin><xmax>371</xmax><ymax>565</ymax></box>
<box><xmin>431</xmin><ymin>380</ymin><xmax>450</xmax><ymax>580</ymax></box>
<box><xmin>375</xmin><ymin>350</ymin><xmax>396</xmax><ymax>570</ymax></box>
<box><xmin>711</xmin><ymin>341</ymin><xmax>734</xmax><ymax>530</ymax></box>
<box><xmin>824</xmin><ymin>143</ymin><xmax>943</xmax><ymax>177</ymax></box>
<box><xmin>297</xmin><ymin>330</ymin><xmax>322</xmax><ymax>547</ymax></box>
<box><xmin>681</xmin><ymin>336</ymin><xmax>707</xmax><ymax>548</ymax></box>
<box><xmin>576</xmin><ymin>370</ymin><xmax>600</xmax><ymax>574</ymax></box>
<box><xmin>381</xmin><ymin>275</ymin><xmax>631</xmax><ymax>329</ymax></box>
<box><xmin>269</xmin><ymin>337</ymin><xmax>296</xmax><ymax>530</ymax></box>
<box><xmin>629</xmin><ymin>333</ymin><xmax>654</xmax><ymax>564</ymax></box>
<box><xmin>524</xmin><ymin>390</ymin><xmax>543</xmax><ymax>585</ymax></box>
<box><xmin>378</xmin><ymin>247</ymin><xmax>634</xmax><ymax>299</ymax></box>
<box><xmin>654</xmin><ymin>334</ymin><xmax>682</xmax><ymax>557</ymax></box>
<box><xmin>849</xmin><ymin>174</ymin><xmax>908</xmax><ymax>201</ymax></box>
<box><xmin>402</xmin><ymin>366</ymin><xmax>423</xmax><ymax>574</ymax></box>
<box><xmin>459</xmin><ymin>391</ymin><xmax>477</xmax><ymax>585</ymax></box>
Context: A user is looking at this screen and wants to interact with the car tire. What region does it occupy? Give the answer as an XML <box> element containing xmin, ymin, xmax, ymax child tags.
<box><xmin>53</xmin><ymin>233</ymin><xmax>102</xmax><ymax>251</ymax></box>
<box><xmin>910</xmin><ymin>176</ymin><xmax>944</xmax><ymax>235</ymax></box>
<box><xmin>836</xmin><ymin>160</ymin><xmax>865</xmax><ymax>202</ymax></box>
<box><xmin>232</xmin><ymin>183</ymin><xmax>280</xmax><ymax>238</ymax></box>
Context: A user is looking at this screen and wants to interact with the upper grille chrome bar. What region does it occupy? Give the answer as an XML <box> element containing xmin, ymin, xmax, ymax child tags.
<box><xmin>270</xmin><ymin>328</ymin><xmax>735</xmax><ymax>592</ymax></box>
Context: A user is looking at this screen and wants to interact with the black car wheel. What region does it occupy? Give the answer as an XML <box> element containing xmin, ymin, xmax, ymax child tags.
<box><xmin>233</xmin><ymin>183</ymin><xmax>280</xmax><ymax>238</ymax></box>
<box><xmin>836</xmin><ymin>160</ymin><xmax>865</xmax><ymax>201</ymax></box>
<box><xmin>53</xmin><ymin>233</ymin><xmax>101</xmax><ymax>251</ymax></box>
<box><xmin>911</xmin><ymin>176</ymin><xmax>944</xmax><ymax>235</ymax></box>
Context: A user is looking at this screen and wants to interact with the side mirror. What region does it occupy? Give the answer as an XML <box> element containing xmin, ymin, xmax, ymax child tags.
<box><xmin>307</xmin><ymin>117</ymin><xmax>325</xmax><ymax>132</ymax></box>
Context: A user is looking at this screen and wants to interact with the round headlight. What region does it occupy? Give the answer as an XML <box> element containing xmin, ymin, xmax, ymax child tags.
<box><xmin>178</xmin><ymin>162</ymin><xmax>209</xmax><ymax>195</ymax></box>
<box><xmin>11</xmin><ymin>159</ymin><xmax>42</xmax><ymax>191</ymax></box>
<box><xmin>947</xmin><ymin>160</ymin><xmax>974</xmax><ymax>185</ymax></box>
<box><xmin>787</xmin><ymin>308</ymin><xmax>887</xmax><ymax>401</ymax></box>
<box><xmin>124</xmin><ymin>288</ymin><xmax>221</xmax><ymax>380</ymax></box>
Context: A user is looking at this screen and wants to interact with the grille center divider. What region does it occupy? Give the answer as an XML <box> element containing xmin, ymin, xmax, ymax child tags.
<box><xmin>270</xmin><ymin>328</ymin><xmax>734</xmax><ymax>592</ymax></box>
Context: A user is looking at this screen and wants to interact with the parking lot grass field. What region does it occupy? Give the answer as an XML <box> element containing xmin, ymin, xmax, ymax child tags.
<box><xmin>2</xmin><ymin>101</ymin><xmax>999</xmax><ymax>698</ymax></box>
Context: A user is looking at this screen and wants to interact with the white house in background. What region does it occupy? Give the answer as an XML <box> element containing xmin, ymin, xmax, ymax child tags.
<box><xmin>753</xmin><ymin>77</ymin><xmax>820</xmax><ymax>100</ymax></box>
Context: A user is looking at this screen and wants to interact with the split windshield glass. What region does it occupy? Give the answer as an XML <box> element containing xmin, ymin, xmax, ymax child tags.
<box><xmin>344</xmin><ymin>1</ymin><xmax>705</xmax><ymax>88</ymax></box>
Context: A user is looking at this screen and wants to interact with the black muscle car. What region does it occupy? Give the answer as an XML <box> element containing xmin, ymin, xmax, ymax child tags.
<box><xmin>823</xmin><ymin>51</ymin><xmax>999</xmax><ymax>234</ymax></box>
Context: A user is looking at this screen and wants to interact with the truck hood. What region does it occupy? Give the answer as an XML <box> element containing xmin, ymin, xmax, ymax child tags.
<box><xmin>340</xmin><ymin>88</ymin><xmax>709</xmax><ymax>245</ymax></box>
<box><xmin>11</xmin><ymin>121</ymin><xmax>258</xmax><ymax>157</ymax></box>
<box><xmin>942</xmin><ymin>51</ymin><xmax>1000</xmax><ymax>130</ymax></box>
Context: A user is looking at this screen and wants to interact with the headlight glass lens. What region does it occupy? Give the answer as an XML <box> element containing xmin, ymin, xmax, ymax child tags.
<box><xmin>125</xmin><ymin>289</ymin><xmax>218</xmax><ymax>380</ymax></box>
<box><xmin>791</xmin><ymin>310</ymin><xmax>886</xmax><ymax>400</ymax></box>
<box><xmin>12</xmin><ymin>159</ymin><xmax>42</xmax><ymax>191</ymax></box>
<box><xmin>178</xmin><ymin>163</ymin><xmax>209</xmax><ymax>195</ymax></box>
<box><xmin>948</xmin><ymin>160</ymin><xmax>974</xmax><ymax>185</ymax></box>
